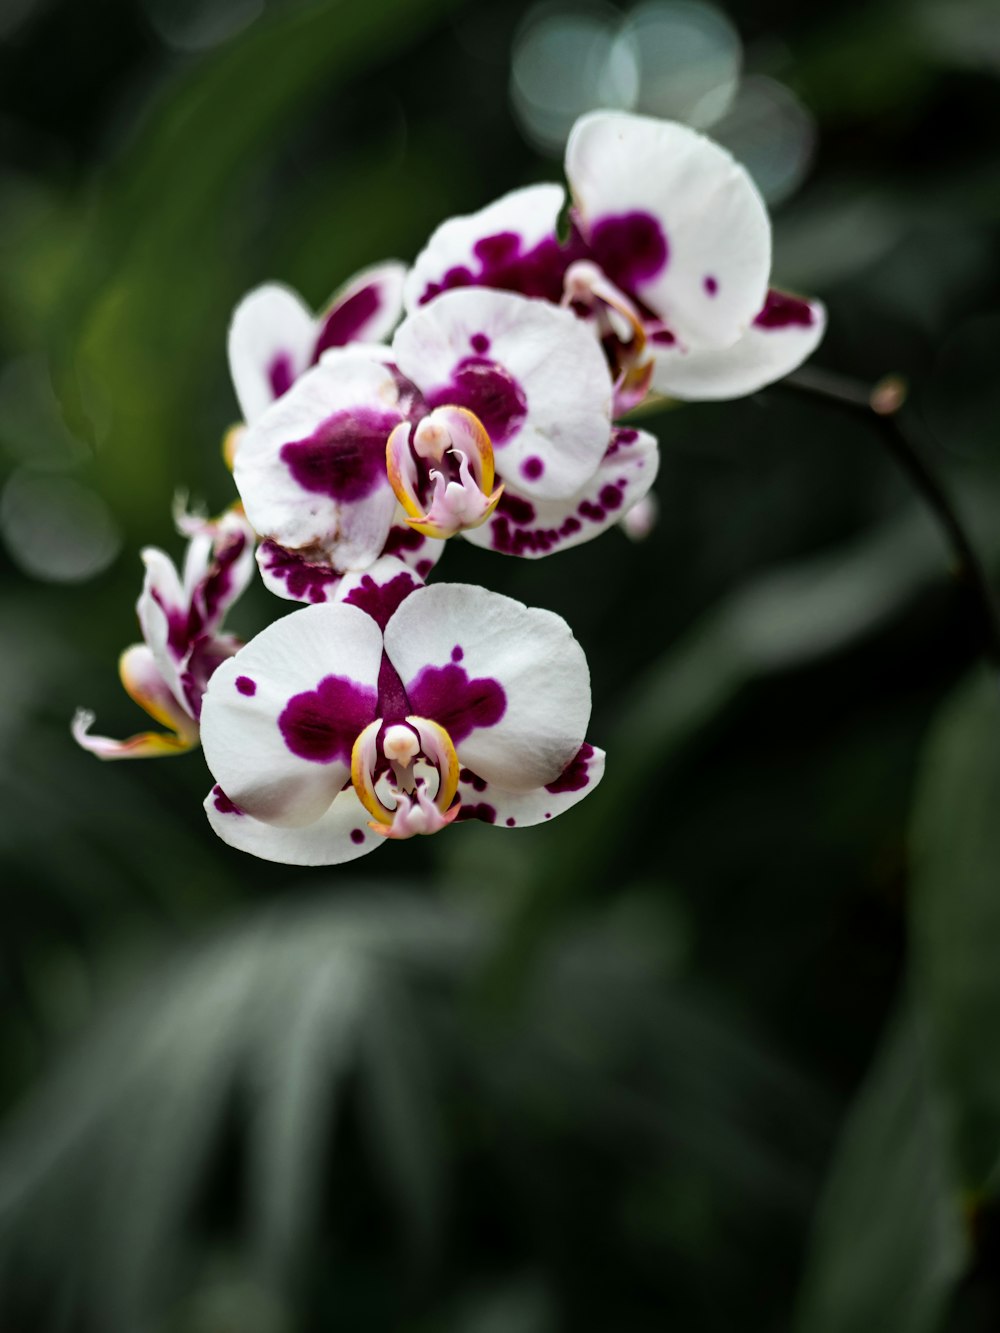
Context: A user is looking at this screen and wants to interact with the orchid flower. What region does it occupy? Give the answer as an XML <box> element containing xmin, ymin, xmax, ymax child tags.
<box><xmin>403</xmin><ymin>110</ymin><xmax>826</xmax><ymax>404</ymax></box>
<box><xmin>73</xmin><ymin>504</ymin><xmax>256</xmax><ymax>758</ymax></box>
<box><xmin>199</xmin><ymin>583</ymin><xmax>604</xmax><ymax>866</ymax></box>
<box><xmin>227</xmin><ymin>261</ymin><xmax>407</xmax><ymax>426</ymax></box>
<box><xmin>233</xmin><ymin>285</ymin><xmax>659</xmax><ymax>583</ymax></box>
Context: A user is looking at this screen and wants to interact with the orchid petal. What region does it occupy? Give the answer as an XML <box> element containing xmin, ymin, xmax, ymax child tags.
<box><xmin>650</xmin><ymin>290</ymin><xmax>827</xmax><ymax>400</ymax></box>
<box><xmin>455</xmin><ymin>742</ymin><xmax>605</xmax><ymax>827</ymax></box>
<box><xmin>313</xmin><ymin>261</ymin><xmax>407</xmax><ymax>358</ymax></box>
<box><xmin>463</xmin><ymin>426</ymin><xmax>658</xmax><ymax>559</ymax></box>
<box><xmin>383</xmin><ymin>583</ymin><xmax>591</xmax><ymax>792</ymax></box>
<box><xmin>233</xmin><ymin>353</ymin><xmax>404</xmax><ymax>573</ymax></box>
<box><xmin>404</xmin><ymin>183</ymin><xmax>567</xmax><ymax>313</ymax></box>
<box><xmin>199</xmin><ymin>602</ymin><xmax>383</xmax><ymax>827</ymax></box>
<box><xmin>393</xmin><ymin>288</ymin><xmax>613</xmax><ymax>501</ymax></box>
<box><xmin>72</xmin><ymin>644</ymin><xmax>200</xmax><ymax>760</ymax></box>
<box><xmin>205</xmin><ymin>785</ymin><xmax>382</xmax><ymax>866</ymax></box>
<box><xmin>228</xmin><ymin>282</ymin><xmax>316</xmax><ymax>424</ymax></box>
<box><xmin>566</xmin><ymin>111</ymin><xmax>771</xmax><ymax>352</ymax></box>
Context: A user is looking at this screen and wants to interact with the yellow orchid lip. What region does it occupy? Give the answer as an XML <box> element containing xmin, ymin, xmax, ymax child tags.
<box><xmin>386</xmin><ymin>407</ymin><xmax>503</xmax><ymax>539</ymax></box>
<box><xmin>350</xmin><ymin>714</ymin><xmax>461</xmax><ymax>836</ymax></box>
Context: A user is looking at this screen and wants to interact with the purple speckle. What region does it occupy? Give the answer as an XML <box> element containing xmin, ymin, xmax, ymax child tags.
<box><xmin>598</xmin><ymin>484</ymin><xmax>622</xmax><ymax>511</ymax></box>
<box><xmin>505</xmin><ymin>817</ymin><xmax>516</xmax><ymax>827</ymax></box>
<box><xmin>496</xmin><ymin>492</ymin><xmax>535</xmax><ymax>526</ymax></box>
<box><xmin>456</xmin><ymin>802</ymin><xmax>497</xmax><ymax>824</ymax></box>
<box><xmin>544</xmin><ymin>812</ymin><xmax>552</xmax><ymax>819</ymax></box>
<box><xmin>470</xmin><ymin>333</ymin><xmax>491</xmax><ymax>354</ymax></box>
<box><xmin>235</xmin><ymin>675</ymin><xmax>256</xmax><ymax>696</ymax></box>
<box><xmin>754</xmin><ymin>289</ymin><xmax>815</xmax><ymax>330</ymax></box>
<box><xmin>588</xmin><ymin>212</ymin><xmax>668</xmax><ymax>292</ymax></box>
<box><xmin>260</xmin><ymin>541</ymin><xmax>342</xmax><ymax>604</ymax></box>
<box><xmin>650</xmin><ymin>328</ymin><xmax>676</xmax><ymax>346</ymax></box>
<box><xmin>343</xmin><ymin>571</ymin><xmax>418</xmax><ymax>630</ymax></box>
<box><xmin>384</xmin><ymin>526</ymin><xmax>425</xmax><ymax>557</ymax></box>
<box><xmin>703</xmin><ymin>275</ymin><xmax>718</xmax><ymax>297</ymax></box>
<box><xmin>268</xmin><ymin>353</ymin><xmax>295</xmax><ymax>399</ymax></box>
<box><xmin>312</xmin><ymin>284</ymin><xmax>381</xmax><ymax>360</ymax></box>
<box><xmin>416</xmin><ymin>558</ymin><xmax>433</xmax><ymax>578</ymax></box>
<box><xmin>212</xmin><ymin>786</ymin><xmax>244</xmax><ymax>817</ymax></box>
<box><xmin>451</xmin><ymin>645</ymin><xmax>464</xmax><ymax>662</ymax></box>
<box><xmin>460</xmin><ymin>767</ymin><xmax>488</xmax><ymax>793</ymax></box>
<box><xmin>426</xmin><ymin>358</ymin><xmax>527</xmax><ymax>446</ymax></box>
<box><xmin>545</xmin><ymin>742</ymin><xmax>594</xmax><ymax>794</ymax></box>
<box><xmin>278</xmin><ymin>675</ymin><xmax>377</xmax><ymax>763</ymax></box>
<box><xmin>407</xmin><ymin>663</ymin><xmax>506</xmax><ymax>742</ymax></box>
<box><xmin>280</xmin><ymin>407</ymin><xmax>400</xmax><ymax>501</ymax></box>
<box><xmin>350</xmin><ymin>828</ymin><xmax>365</xmax><ymax>845</ymax></box>
<box><xmin>520</xmin><ymin>456</ymin><xmax>544</xmax><ymax>481</ymax></box>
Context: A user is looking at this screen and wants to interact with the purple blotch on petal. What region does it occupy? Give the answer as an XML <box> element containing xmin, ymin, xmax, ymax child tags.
<box><xmin>236</xmin><ymin>675</ymin><xmax>256</xmax><ymax>696</ymax></box>
<box><xmin>343</xmin><ymin>571</ymin><xmax>418</xmax><ymax>630</ymax></box>
<box><xmin>451</xmin><ymin>645</ymin><xmax>464</xmax><ymax>662</ymax></box>
<box><xmin>268</xmin><ymin>353</ymin><xmax>295</xmax><ymax>399</ymax></box>
<box><xmin>213</xmin><ymin>786</ymin><xmax>244</xmax><ymax>816</ymax></box>
<box><xmin>456</xmin><ymin>802</ymin><xmax>497</xmax><ymax>823</ymax></box>
<box><xmin>470</xmin><ymin>333</ymin><xmax>490</xmax><ymax>354</ymax></box>
<box><xmin>350</xmin><ymin>828</ymin><xmax>365</xmax><ymax>845</ymax></box>
<box><xmin>521</xmin><ymin>456</ymin><xmax>544</xmax><ymax>481</ymax></box>
<box><xmin>281</xmin><ymin>408</ymin><xmax>400</xmax><ymax>501</ymax></box>
<box><xmin>754</xmin><ymin>290</ymin><xmax>815</xmax><ymax>330</ymax></box>
<box><xmin>545</xmin><ymin>742</ymin><xmax>594</xmax><ymax>793</ymax></box>
<box><xmin>703</xmin><ymin>275</ymin><xmax>718</xmax><ymax>296</ymax></box>
<box><xmin>279</xmin><ymin>675</ymin><xmax>378</xmax><ymax>763</ymax></box>
<box><xmin>460</xmin><ymin>766</ymin><xmax>487</xmax><ymax>793</ymax></box>
<box><xmin>588</xmin><ymin>212</ymin><xmax>668</xmax><ymax>292</ymax></box>
<box><xmin>505</xmin><ymin>817</ymin><xmax>516</xmax><ymax>827</ymax></box>
<box><xmin>313</xmin><ymin>285</ymin><xmax>381</xmax><ymax>360</ymax></box>
<box><xmin>426</xmin><ymin>358</ymin><xmax>527</xmax><ymax>446</ymax></box>
<box><xmin>260</xmin><ymin>541</ymin><xmax>342</xmax><ymax>604</ymax></box>
<box><xmin>407</xmin><ymin>662</ymin><xmax>506</xmax><ymax>742</ymax></box>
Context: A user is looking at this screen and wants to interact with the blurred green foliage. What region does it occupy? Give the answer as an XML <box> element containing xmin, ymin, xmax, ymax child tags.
<box><xmin>3</xmin><ymin>0</ymin><xmax>1000</xmax><ymax>1329</ymax></box>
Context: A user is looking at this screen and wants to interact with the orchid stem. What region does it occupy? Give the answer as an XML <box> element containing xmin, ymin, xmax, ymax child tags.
<box><xmin>781</xmin><ymin>365</ymin><xmax>1000</xmax><ymax>673</ymax></box>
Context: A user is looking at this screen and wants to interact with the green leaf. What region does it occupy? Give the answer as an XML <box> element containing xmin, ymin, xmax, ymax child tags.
<box><xmin>911</xmin><ymin>668</ymin><xmax>1000</xmax><ymax>1187</ymax></box>
<box><xmin>794</xmin><ymin>1002</ymin><xmax>967</xmax><ymax>1333</ymax></box>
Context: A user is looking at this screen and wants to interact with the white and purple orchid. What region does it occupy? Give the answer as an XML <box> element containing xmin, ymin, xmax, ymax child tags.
<box><xmin>73</xmin><ymin>504</ymin><xmax>256</xmax><ymax>758</ymax></box>
<box><xmin>405</xmin><ymin>110</ymin><xmax>825</xmax><ymax>403</ymax></box>
<box><xmin>199</xmin><ymin>583</ymin><xmax>604</xmax><ymax>866</ymax></box>
<box><xmin>232</xmin><ymin>284</ymin><xmax>660</xmax><ymax>585</ymax></box>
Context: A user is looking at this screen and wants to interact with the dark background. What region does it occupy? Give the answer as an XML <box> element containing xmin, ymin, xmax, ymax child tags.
<box><xmin>2</xmin><ymin>0</ymin><xmax>1000</xmax><ymax>1329</ymax></box>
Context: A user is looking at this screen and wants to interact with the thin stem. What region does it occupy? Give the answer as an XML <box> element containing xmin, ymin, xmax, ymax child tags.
<box><xmin>782</xmin><ymin>366</ymin><xmax>1000</xmax><ymax>672</ymax></box>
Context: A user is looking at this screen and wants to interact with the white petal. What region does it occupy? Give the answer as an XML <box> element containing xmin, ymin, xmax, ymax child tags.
<box><xmin>314</xmin><ymin>261</ymin><xmax>407</xmax><ymax>355</ymax></box>
<box><xmin>136</xmin><ymin>546</ymin><xmax>189</xmax><ymax>712</ymax></box>
<box><xmin>393</xmin><ymin>288</ymin><xmax>613</xmax><ymax>500</ymax></box>
<box><xmin>565</xmin><ymin>111</ymin><xmax>771</xmax><ymax>351</ymax></box>
<box><xmin>464</xmin><ymin>426</ymin><xmax>658</xmax><ymax>558</ymax></box>
<box><xmin>228</xmin><ymin>283</ymin><xmax>316</xmax><ymax>424</ymax></box>
<box><xmin>383</xmin><ymin>583</ymin><xmax>591</xmax><ymax>792</ymax></box>
<box><xmin>199</xmin><ymin>602</ymin><xmax>383</xmax><ymax>826</ymax></box>
<box><xmin>651</xmin><ymin>291</ymin><xmax>826</xmax><ymax>400</ymax></box>
<box><xmin>233</xmin><ymin>354</ymin><xmax>404</xmax><ymax>573</ymax></box>
<box><xmin>455</xmin><ymin>743</ymin><xmax>605</xmax><ymax>827</ymax></box>
<box><xmin>204</xmin><ymin>785</ymin><xmax>382</xmax><ymax>866</ymax></box>
<box><xmin>403</xmin><ymin>184</ymin><xmax>567</xmax><ymax>313</ymax></box>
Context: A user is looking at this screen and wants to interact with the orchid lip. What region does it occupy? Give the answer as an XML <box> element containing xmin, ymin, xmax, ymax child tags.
<box><xmin>386</xmin><ymin>406</ymin><xmax>504</xmax><ymax>539</ymax></box>
<box><xmin>350</xmin><ymin>713</ymin><xmax>461</xmax><ymax>839</ymax></box>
